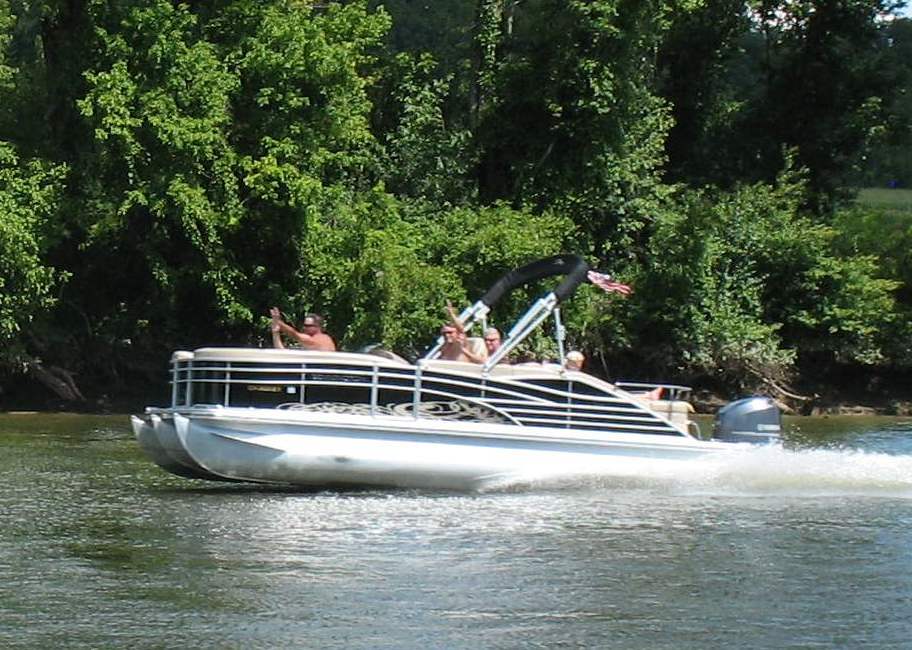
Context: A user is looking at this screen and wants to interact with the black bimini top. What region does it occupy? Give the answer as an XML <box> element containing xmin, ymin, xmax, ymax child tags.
<box><xmin>480</xmin><ymin>254</ymin><xmax>591</xmax><ymax>308</ymax></box>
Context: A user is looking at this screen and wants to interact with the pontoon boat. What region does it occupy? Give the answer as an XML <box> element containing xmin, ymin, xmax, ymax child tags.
<box><xmin>132</xmin><ymin>255</ymin><xmax>780</xmax><ymax>489</ymax></box>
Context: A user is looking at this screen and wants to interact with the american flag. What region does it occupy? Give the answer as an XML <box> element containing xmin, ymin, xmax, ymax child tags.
<box><xmin>587</xmin><ymin>270</ymin><xmax>632</xmax><ymax>295</ymax></box>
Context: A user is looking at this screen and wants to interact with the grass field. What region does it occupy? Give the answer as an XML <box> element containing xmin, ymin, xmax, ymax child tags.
<box><xmin>855</xmin><ymin>187</ymin><xmax>912</xmax><ymax>212</ymax></box>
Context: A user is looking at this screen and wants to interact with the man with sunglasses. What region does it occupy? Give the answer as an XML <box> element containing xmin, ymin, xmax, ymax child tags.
<box><xmin>270</xmin><ymin>307</ymin><xmax>337</xmax><ymax>351</ymax></box>
<box><xmin>439</xmin><ymin>302</ymin><xmax>486</xmax><ymax>363</ymax></box>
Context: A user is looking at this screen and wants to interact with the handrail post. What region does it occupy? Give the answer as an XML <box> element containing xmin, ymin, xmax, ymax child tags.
<box><xmin>171</xmin><ymin>359</ymin><xmax>179</xmax><ymax>407</ymax></box>
<box><xmin>300</xmin><ymin>364</ymin><xmax>307</xmax><ymax>403</ymax></box>
<box><xmin>413</xmin><ymin>362</ymin><xmax>423</xmax><ymax>419</ymax></box>
<box><xmin>370</xmin><ymin>364</ymin><xmax>379</xmax><ymax>416</ymax></box>
<box><xmin>224</xmin><ymin>363</ymin><xmax>231</xmax><ymax>406</ymax></box>
<box><xmin>186</xmin><ymin>361</ymin><xmax>193</xmax><ymax>407</ymax></box>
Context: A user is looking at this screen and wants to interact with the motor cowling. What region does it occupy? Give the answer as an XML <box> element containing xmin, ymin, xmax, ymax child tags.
<box><xmin>713</xmin><ymin>396</ymin><xmax>782</xmax><ymax>444</ymax></box>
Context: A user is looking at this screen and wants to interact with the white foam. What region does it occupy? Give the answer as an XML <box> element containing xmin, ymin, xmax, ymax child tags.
<box><xmin>481</xmin><ymin>446</ymin><xmax>912</xmax><ymax>498</ymax></box>
<box><xmin>684</xmin><ymin>445</ymin><xmax>912</xmax><ymax>497</ymax></box>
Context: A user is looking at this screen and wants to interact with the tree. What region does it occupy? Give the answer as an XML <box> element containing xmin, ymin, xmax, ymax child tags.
<box><xmin>624</xmin><ymin>166</ymin><xmax>897</xmax><ymax>396</ymax></box>
<box><xmin>470</xmin><ymin>0</ymin><xmax>675</xmax><ymax>256</ymax></box>
<box><xmin>2</xmin><ymin>0</ymin><xmax>910</xmax><ymax>407</ymax></box>
<box><xmin>757</xmin><ymin>1</ymin><xmax>904</xmax><ymax>208</ymax></box>
<box><xmin>377</xmin><ymin>54</ymin><xmax>475</xmax><ymax>206</ymax></box>
<box><xmin>658</xmin><ymin>1</ymin><xmax>906</xmax><ymax>209</ymax></box>
<box><xmin>344</xmin><ymin>199</ymin><xmax>575</xmax><ymax>355</ymax></box>
<box><xmin>657</xmin><ymin>0</ymin><xmax>755</xmax><ymax>187</ymax></box>
<box><xmin>51</xmin><ymin>0</ymin><xmax>392</xmax><ymax>353</ymax></box>
<box><xmin>0</xmin><ymin>145</ymin><xmax>66</xmax><ymax>362</ymax></box>
<box><xmin>854</xmin><ymin>17</ymin><xmax>912</xmax><ymax>187</ymax></box>
<box><xmin>0</xmin><ymin>4</ymin><xmax>68</xmax><ymax>387</ymax></box>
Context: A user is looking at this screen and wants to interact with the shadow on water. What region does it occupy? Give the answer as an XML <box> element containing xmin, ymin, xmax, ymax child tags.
<box><xmin>150</xmin><ymin>483</ymin><xmax>485</xmax><ymax>504</ymax></box>
<box><xmin>152</xmin><ymin>483</ymin><xmax>405</xmax><ymax>496</ymax></box>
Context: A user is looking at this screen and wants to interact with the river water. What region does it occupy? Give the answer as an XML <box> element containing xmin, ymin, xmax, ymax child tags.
<box><xmin>1</xmin><ymin>413</ymin><xmax>911</xmax><ymax>649</ymax></box>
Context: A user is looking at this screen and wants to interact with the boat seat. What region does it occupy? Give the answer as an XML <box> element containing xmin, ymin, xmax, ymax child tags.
<box><xmin>644</xmin><ymin>399</ymin><xmax>694</xmax><ymax>427</ymax></box>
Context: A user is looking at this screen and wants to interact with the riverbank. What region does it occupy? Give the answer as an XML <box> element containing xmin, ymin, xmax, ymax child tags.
<box><xmin>691</xmin><ymin>371</ymin><xmax>912</xmax><ymax>416</ymax></box>
<box><xmin>691</xmin><ymin>395</ymin><xmax>912</xmax><ymax>417</ymax></box>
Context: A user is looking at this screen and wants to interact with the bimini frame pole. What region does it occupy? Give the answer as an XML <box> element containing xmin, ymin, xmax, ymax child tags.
<box><xmin>483</xmin><ymin>293</ymin><xmax>558</xmax><ymax>370</ymax></box>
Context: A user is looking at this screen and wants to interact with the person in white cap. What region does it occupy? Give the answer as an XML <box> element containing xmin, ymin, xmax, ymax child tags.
<box><xmin>565</xmin><ymin>350</ymin><xmax>584</xmax><ymax>371</ymax></box>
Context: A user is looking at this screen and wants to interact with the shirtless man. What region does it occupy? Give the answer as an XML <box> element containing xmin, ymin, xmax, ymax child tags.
<box><xmin>439</xmin><ymin>302</ymin><xmax>486</xmax><ymax>363</ymax></box>
<box><xmin>270</xmin><ymin>308</ymin><xmax>336</xmax><ymax>351</ymax></box>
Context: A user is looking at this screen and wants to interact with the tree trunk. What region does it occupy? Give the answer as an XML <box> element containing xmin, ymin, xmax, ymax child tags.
<box><xmin>26</xmin><ymin>360</ymin><xmax>85</xmax><ymax>403</ymax></box>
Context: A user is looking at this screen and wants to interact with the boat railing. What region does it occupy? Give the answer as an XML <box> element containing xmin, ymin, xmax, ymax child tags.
<box><xmin>168</xmin><ymin>352</ymin><xmax>691</xmax><ymax>437</ymax></box>
<box><xmin>170</xmin><ymin>358</ymin><xmax>526</xmax><ymax>420</ymax></box>
<box><xmin>614</xmin><ymin>381</ymin><xmax>692</xmax><ymax>402</ymax></box>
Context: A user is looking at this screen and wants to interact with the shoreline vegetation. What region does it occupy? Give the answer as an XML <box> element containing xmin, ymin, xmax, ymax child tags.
<box><xmin>2</xmin><ymin>4</ymin><xmax>911</xmax><ymax>418</ymax></box>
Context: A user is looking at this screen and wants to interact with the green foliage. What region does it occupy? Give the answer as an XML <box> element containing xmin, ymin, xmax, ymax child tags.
<box><xmin>369</xmin><ymin>0</ymin><xmax>474</xmax><ymax>73</ymax></box>
<box><xmin>66</xmin><ymin>0</ymin><xmax>392</xmax><ymax>350</ymax></box>
<box><xmin>473</xmin><ymin>0</ymin><xmax>674</xmax><ymax>254</ymax></box>
<box><xmin>627</xmin><ymin>169</ymin><xmax>897</xmax><ymax>390</ymax></box>
<box><xmin>627</xmin><ymin>188</ymin><xmax>794</xmax><ymax>388</ymax></box>
<box><xmin>0</xmin><ymin>144</ymin><xmax>66</xmax><ymax>358</ymax></box>
<box><xmin>1</xmin><ymin>0</ymin><xmax>911</xmax><ymax>404</ymax></box>
<box><xmin>224</xmin><ymin>0</ymin><xmax>391</xmax><ymax>335</ymax></box>
<box><xmin>756</xmin><ymin>1</ymin><xmax>901</xmax><ymax>208</ymax></box>
<box><xmin>834</xmin><ymin>201</ymin><xmax>912</xmax><ymax>365</ymax></box>
<box><xmin>379</xmin><ymin>54</ymin><xmax>475</xmax><ymax>205</ymax></box>
<box><xmin>346</xmin><ymin>200</ymin><xmax>575</xmax><ymax>355</ymax></box>
<box><xmin>659</xmin><ymin>2</ymin><xmax>905</xmax><ymax>210</ymax></box>
<box><xmin>658</xmin><ymin>0</ymin><xmax>754</xmax><ymax>186</ymax></box>
<box><xmin>855</xmin><ymin>17</ymin><xmax>912</xmax><ymax>188</ymax></box>
<box><xmin>0</xmin><ymin>2</ymin><xmax>11</xmax><ymax>90</ymax></box>
<box><xmin>0</xmin><ymin>0</ymin><xmax>42</xmax><ymax>146</ymax></box>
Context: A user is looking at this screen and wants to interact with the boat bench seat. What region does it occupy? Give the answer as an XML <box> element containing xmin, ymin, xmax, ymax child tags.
<box><xmin>635</xmin><ymin>398</ymin><xmax>694</xmax><ymax>427</ymax></box>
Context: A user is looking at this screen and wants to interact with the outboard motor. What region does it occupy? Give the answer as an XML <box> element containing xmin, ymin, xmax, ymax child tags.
<box><xmin>713</xmin><ymin>396</ymin><xmax>782</xmax><ymax>444</ymax></box>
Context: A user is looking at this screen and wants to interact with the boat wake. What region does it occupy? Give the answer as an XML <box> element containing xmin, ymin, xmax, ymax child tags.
<box><xmin>481</xmin><ymin>445</ymin><xmax>912</xmax><ymax>498</ymax></box>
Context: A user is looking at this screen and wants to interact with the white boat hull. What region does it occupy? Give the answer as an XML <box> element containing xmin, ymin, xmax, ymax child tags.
<box><xmin>132</xmin><ymin>414</ymin><xmax>238</xmax><ymax>482</ymax></box>
<box><xmin>135</xmin><ymin>407</ymin><xmax>736</xmax><ymax>490</ymax></box>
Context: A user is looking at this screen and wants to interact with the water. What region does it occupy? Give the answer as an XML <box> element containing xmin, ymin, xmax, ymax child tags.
<box><xmin>2</xmin><ymin>414</ymin><xmax>912</xmax><ymax>649</ymax></box>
